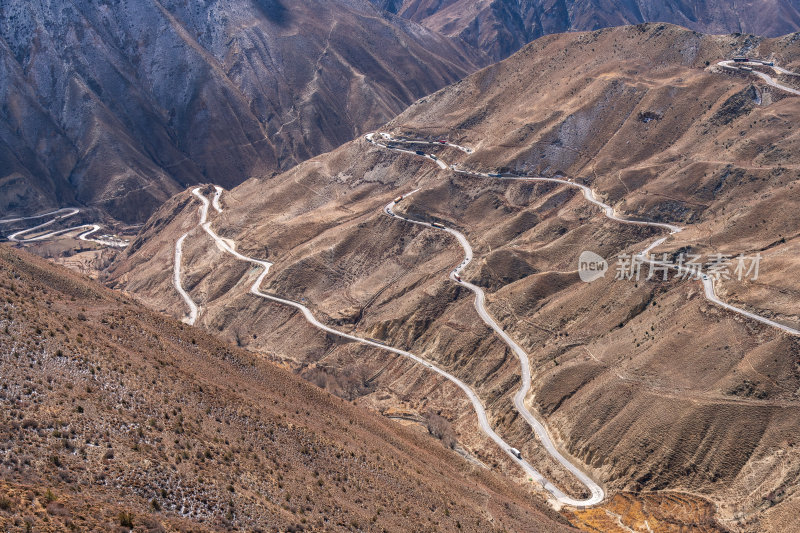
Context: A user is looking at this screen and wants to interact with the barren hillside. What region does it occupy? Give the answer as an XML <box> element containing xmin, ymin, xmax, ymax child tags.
<box><xmin>110</xmin><ymin>24</ymin><xmax>800</xmax><ymax>531</ymax></box>
<box><xmin>0</xmin><ymin>244</ymin><xmax>576</xmax><ymax>531</ymax></box>
<box><xmin>372</xmin><ymin>0</ymin><xmax>800</xmax><ymax>60</ymax></box>
<box><xmin>0</xmin><ymin>0</ymin><xmax>486</xmax><ymax>222</ymax></box>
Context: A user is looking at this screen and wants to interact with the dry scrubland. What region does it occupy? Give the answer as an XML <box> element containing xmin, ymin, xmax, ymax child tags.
<box><xmin>111</xmin><ymin>24</ymin><xmax>800</xmax><ymax>531</ymax></box>
<box><xmin>0</xmin><ymin>245</ymin><xmax>575</xmax><ymax>531</ymax></box>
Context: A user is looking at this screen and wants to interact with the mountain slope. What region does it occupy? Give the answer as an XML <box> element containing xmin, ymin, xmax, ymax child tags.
<box><xmin>111</xmin><ymin>24</ymin><xmax>800</xmax><ymax>531</ymax></box>
<box><xmin>0</xmin><ymin>244</ymin><xmax>574</xmax><ymax>531</ymax></box>
<box><xmin>0</xmin><ymin>0</ymin><xmax>486</xmax><ymax>222</ymax></box>
<box><xmin>372</xmin><ymin>0</ymin><xmax>800</xmax><ymax>60</ymax></box>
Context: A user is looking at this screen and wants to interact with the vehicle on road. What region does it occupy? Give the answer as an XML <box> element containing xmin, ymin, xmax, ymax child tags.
<box><xmin>733</xmin><ymin>56</ymin><xmax>749</xmax><ymax>62</ymax></box>
<box><xmin>741</xmin><ymin>66</ymin><xmax>753</xmax><ymax>72</ymax></box>
<box><xmin>430</xmin><ymin>155</ymin><xmax>438</xmax><ymax>160</ymax></box>
<box><xmin>454</xmin><ymin>274</ymin><xmax>462</xmax><ymax>282</ymax></box>
<box><xmin>431</xmin><ymin>222</ymin><xmax>445</xmax><ymax>229</ymax></box>
<box><xmin>510</xmin><ymin>448</ymin><xmax>522</xmax><ymax>459</ymax></box>
<box><xmin>415</xmin><ymin>150</ymin><xmax>425</xmax><ymax>156</ymax></box>
<box><xmin>488</xmin><ymin>173</ymin><xmax>502</xmax><ymax>177</ymax></box>
<box><xmin>394</xmin><ymin>196</ymin><xmax>404</xmax><ymax>203</ymax></box>
<box><xmin>438</xmin><ymin>140</ymin><xmax>447</xmax><ymax>144</ymax></box>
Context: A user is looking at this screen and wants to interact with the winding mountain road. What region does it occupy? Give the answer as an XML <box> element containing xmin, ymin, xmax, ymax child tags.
<box><xmin>5</xmin><ymin>208</ymin><xmax>80</xmax><ymax>242</ymax></box>
<box><xmin>2</xmin><ymin>207</ymin><xmax>128</xmax><ymax>248</ymax></box>
<box><xmin>699</xmin><ymin>273</ymin><xmax>800</xmax><ymax>335</ymax></box>
<box><xmin>173</xmin><ymin>108</ymin><xmax>799</xmax><ymax>509</ymax></box>
<box><xmin>386</xmin><ymin>194</ymin><xmax>604</xmax><ymax>506</ymax></box>
<box><xmin>717</xmin><ymin>60</ymin><xmax>800</xmax><ymax>96</ymax></box>
<box><xmin>371</xmin><ymin>132</ymin><xmax>800</xmax><ymax>337</ymax></box>
<box><xmin>0</xmin><ymin>208</ymin><xmax>80</xmax><ymax>225</ymax></box>
<box><xmin>173</xmin><ymin>185</ymin><xmax>226</xmax><ymax>325</ymax></box>
<box><xmin>183</xmin><ymin>186</ymin><xmax>603</xmax><ymax>507</ymax></box>
<box><xmin>174</xmin><ymin>234</ymin><xmax>199</xmax><ymax>325</ymax></box>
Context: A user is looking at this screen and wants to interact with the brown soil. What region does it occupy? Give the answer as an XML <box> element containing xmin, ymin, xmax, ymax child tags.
<box><xmin>110</xmin><ymin>24</ymin><xmax>800</xmax><ymax>531</ymax></box>
<box><xmin>0</xmin><ymin>244</ymin><xmax>572</xmax><ymax>532</ymax></box>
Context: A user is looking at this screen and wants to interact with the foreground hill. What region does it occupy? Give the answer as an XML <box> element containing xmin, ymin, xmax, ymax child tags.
<box><xmin>0</xmin><ymin>0</ymin><xmax>486</xmax><ymax>222</ymax></box>
<box><xmin>372</xmin><ymin>0</ymin><xmax>800</xmax><ymax>60</ymax></box>
<box><xmin>111</xmin><ymin>24</ymin><xmax>800</xmax><ymax>531</ymax></box>
<box><xmin>0</xmin><ymin>244</ymin><xmax>573</xmax><ymax>531</ymax></box>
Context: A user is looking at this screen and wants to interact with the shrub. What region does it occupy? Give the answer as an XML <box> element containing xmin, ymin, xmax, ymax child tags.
<box><xmin>425</xmin><ymin>411</ymin><xmax>457</xmax><ymax>449</ymax></box>
<box><xmin>118</xmin><ymin>511</ymin><xmax>134</xmax><ymax>528</ymax></box>
<box><xmin>46</xmin><ymin>502</ymin><xmax>68</xmax><ymax>516</ymax></box>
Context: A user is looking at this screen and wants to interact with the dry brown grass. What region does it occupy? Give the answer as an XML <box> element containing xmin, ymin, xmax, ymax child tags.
<box><xmin>0</xmin><ymin>245</ymin><xmax>573</xmax><ymax>531</ymax></box>
<box><xmin>109</xmin><ymin>24</ymin><xmax>800</xmax><ymax>530</ymax></box>
<box><xmin>567</xmin><ymin>492</ymin><xmax>720</xmax><ymax>532</ymax></box>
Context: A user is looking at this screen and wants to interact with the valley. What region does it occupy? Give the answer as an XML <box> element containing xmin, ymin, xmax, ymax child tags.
<box><xmin>3</xmin><ymin>4</ymin><xmax>800</xmax><ymax>531</ymax></box>
<box><xmin>0</xmin><ymin>0</ymin><xmax>487</xmax><ymax>223</ymax></box>
<box><xmin>107</xmin><ymin>23</ymin><xmax>800</xmax><ymax>531</ymax></box>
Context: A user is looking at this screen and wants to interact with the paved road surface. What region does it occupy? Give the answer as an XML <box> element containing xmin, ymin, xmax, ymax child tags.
<box><xmin>175</xmin><ymin>113</ymin><xmax>800</xmax><ymax>509</ymax></box>
<box><xmin>3</xmin><ymin>207</ymin><xmax>127</xmax><ymax>248</ymax></box>
<box><xmin>0</xmin><ymin>208</ymin><xmax>80</xmax><ymax>225</ymax></box>
<box><xmin>386</xmin><ymin>194</ymin><xmax>604</xmax><ymax>506</ymax></box>
<box><xmin>717</xmin><ymin>60</ymin><xmax>800</xmax><ymax>96</ymax></box>
<box><xmin>6</xmin><ymin>209</ymin><xmax>80</xmax><ymax>242</ymax></box>
<box><xmin>174</xmin><ymin>234</ymin><xmax>200</xmax><ymax>325</ymax></box>
<box><xmin>699</xmin><ymin>273</ymin><xmax>800</xmax><ymax>335</ymax></box>
<box><xmin>186</xmin><ymin>186</ymin><xmax>602</xmax><ymax>507</ymax></box>
<box><xmin>372</xmin><ymin>132</ymin><xmax>799</xmax><ymax>337</ymax></box>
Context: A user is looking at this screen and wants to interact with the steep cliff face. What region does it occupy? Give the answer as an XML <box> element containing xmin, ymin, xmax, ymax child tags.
<box><xmin>0</xmin><ymin>0</ymin><xmax>486</xmax><ymax>222</ymax></box>
<box><xmin>372</xmin><ymin>0</ymin><xmax>800</xmax><ymax>60</ymax></box>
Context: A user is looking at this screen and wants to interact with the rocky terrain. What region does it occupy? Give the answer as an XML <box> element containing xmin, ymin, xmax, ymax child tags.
<box><xmin>0</xmin><ymin>244</ymin><xmax>578</xmax><ymax>531</ymax></box>
<box><xmin>109</xmin><ymin>24</ymin><xmax>800</xmax><ymax>531</ymax></box>
<box><xmin>0</xmin><ymin>0</ymin><xmax>486</xmax><ymax>223</ymax></box>
<box><xmin>371</xmin><ymin>0</ymin><xmax>800</xmax><ymax>60</ymax></box>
